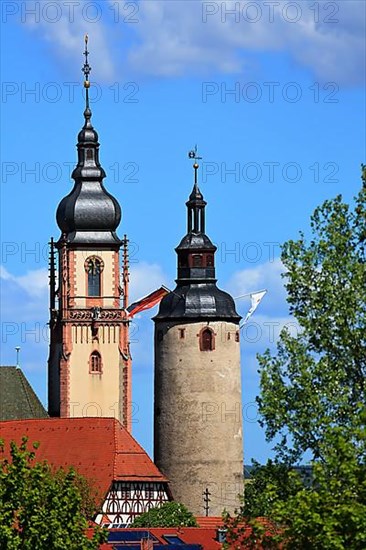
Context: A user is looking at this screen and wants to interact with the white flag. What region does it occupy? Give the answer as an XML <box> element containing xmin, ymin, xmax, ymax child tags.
<box><xmin>242</xmin><ymin>290</ymin><xmax>267</xmax><ymax>325</ymax></box>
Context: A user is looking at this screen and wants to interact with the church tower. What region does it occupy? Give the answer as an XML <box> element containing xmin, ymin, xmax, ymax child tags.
<box><xmin>48</xmin><ymin>37</ymin><xmax>132</xmax><ymax>430</ymax></box>
<box><xmin>154</xmin><ymin>151</ymin><xmax>244</xmax><ymax>516</ymax></box>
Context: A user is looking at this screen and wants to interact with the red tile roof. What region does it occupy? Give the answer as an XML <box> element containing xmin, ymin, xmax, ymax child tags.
<box><xmin>196</xmin><ymin>517</ymin><xmax>223</xmax><ymax>529</ymax></box>
<box><xmin>0</xmin><ymin>418</ymin><xmax>167</xmax><ymax>501</ymax></box>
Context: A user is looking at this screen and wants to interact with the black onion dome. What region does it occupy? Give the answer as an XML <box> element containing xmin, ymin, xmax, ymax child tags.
<box><xmin>56</xmin><ymin>106</ymin><xmax>122</xmax><ymax>245</ymax></box>
<box><xmin>155</xmin><ymin>284</ymin><xmax>241</xmax><ymax>321</ymax></box>
<box><xmin>56</xmin><ymin>182</ymin><xmax>121</xmax><ymax>243</ymax></box>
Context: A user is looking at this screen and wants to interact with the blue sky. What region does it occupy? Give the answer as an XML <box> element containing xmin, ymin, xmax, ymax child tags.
<box><xmin>1</xmin><ymin>0</ymin><xmax>365</xmax><ymax>463</ymax></box>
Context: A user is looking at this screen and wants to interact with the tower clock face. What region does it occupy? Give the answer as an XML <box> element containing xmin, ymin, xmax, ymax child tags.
<box><xmin>85</xmin><ymin>256</ymin><xmax>105</xmax><ymax>274</ymax></box>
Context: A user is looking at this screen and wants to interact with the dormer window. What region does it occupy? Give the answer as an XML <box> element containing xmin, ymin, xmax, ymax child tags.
<box><xmin>85</xmin><ymin>256</ymin><xmax>104</xmax><ymax>297</ymax></box>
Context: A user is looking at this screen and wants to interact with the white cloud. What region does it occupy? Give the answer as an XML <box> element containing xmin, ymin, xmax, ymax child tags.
<box><xmin>129</xmin><ymin>261</ymin><xmax>168</xmax><ymax>303</ymax></box>
<box><xmin>0</xmin><ymin>265</ymin><xmax>48</xmax><ymax>299</ymax></box>
<box><xmin>127</xmin><ymin>0</ymin><xmax>365</xmax><ymax>84</ymax></box>
<box><xmin>22</xmin><ymin>0</ymin><xmax>115</xmax><ymax>80</ymax></box>
<box><xmin>241</xmin><ymin>312</ymin><xmax>299</xmax><ymax>352</ymax></box>
<box><xmin>227</xmin><ymin>257</ymin><xmax>288</xmax><ymax>316</ymax></box>
<box><xmin>18</xmin><ymin>0</ymin><xmax>364</xmax><ymax>84</ymax></box>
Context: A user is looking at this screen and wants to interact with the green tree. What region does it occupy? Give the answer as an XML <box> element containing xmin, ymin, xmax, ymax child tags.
<box><xmin>0</xmin><ymin>437</ymin><xmax>107</xmax><ymax>550</ymax></box>
<box><xmin>224</xmin><ymin>167</ymin><xmax>366</xmax><ymax>549</ymax></box>
<box><xmin>242</xmin><ymin>460</ymin><xmax>300</xmax><ymax>519</ymax></box>
<box><xmin>131</xmin><ymin>501</ymin><xmax>198</xmax><ymax>528</ymax></box>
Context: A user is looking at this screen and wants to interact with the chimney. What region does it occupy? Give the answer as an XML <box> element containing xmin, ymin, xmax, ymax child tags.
<box><xmin>216</xmin><ymin>528</ymin><xmax>227</xmax><ymax>543</ymax></box>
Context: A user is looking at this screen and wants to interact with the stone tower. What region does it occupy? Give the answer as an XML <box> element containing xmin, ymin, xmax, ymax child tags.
<box><xmin>154</xmin><ymin>153</ymin><xmax>244</xmax><ymax>516</ymax></box>
<box><xmin>48</xmin><ymin>37</ymin><xmax>132</xmax><ymax>429</ymax></box>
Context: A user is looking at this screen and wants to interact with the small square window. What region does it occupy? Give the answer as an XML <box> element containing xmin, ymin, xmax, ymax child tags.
<box><xmin>192</xmin><ymin>254</ymin><xmax>202</xmax><ymax>267</ymax></box>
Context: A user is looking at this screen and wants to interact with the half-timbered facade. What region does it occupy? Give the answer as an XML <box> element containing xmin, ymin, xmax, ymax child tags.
<box><xmin>97</xmin><ymin>481</ymin><xmax>169</xmax><ymax>527</ymax></box>
<box><xmin>0</xmin><ymin>418</ymin><xmax>171</xmax><ymax>527</ymax></box>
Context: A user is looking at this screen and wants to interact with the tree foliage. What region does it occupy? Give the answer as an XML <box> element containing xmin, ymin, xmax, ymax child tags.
<box><xmin>242</xmin><ymin>461</ymin><xmax>301</xmax><ymax>519</ymax></box>
<box><xmin>131</xmin><ymin>501</ymin><xmax>198</xmax><ymax>528</ymax></box>
<box><xmin>0</xmin><ymin>437</ymin><xmax>107</xmax><ymax>550</ymax></box>
<box><xmin>224</xmin><ymin>167</ymin><xmax>366</xmax><ymax>549</ymax></box>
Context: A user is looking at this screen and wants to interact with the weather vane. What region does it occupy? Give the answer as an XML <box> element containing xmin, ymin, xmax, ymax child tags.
<box><xmin>82</xmin><ymin>34</ymin><xmax>91</xmax><ymax>109</ymax></box>
<box><xmin>188</xmin><ymin>145</ymin><xmax>202</xmax><ymax>185</ymax></box>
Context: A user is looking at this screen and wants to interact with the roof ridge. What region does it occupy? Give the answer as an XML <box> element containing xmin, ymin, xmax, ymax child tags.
<box><xmin>17</xmin><ymin>369</ymin><xmax>35</xmax><ymax>416</ymax></box>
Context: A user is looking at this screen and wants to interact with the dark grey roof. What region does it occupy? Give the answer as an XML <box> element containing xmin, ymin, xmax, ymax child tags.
<box><xmin>0</xmin><ymin>367</ymin><xmax>48</xmax><ymax>421</ymax></box>
<box><xmin>154</xmin><ymin>283</ymin><xmax>241</xmax><ymax>322</ymax></box>
<box><xmin>188</xmin><ymin>182</ymin><xmax>205</xmax><ymax>202</ymax></box>
<box><xmin>56</xmin><ymin>105</ymin><xmax>122</xmax><ymax>246</ymax></box>
<box><xmin>176</xmin><ymin>232</ymin><xmax>216</xmax><ymax>251</ymax></box>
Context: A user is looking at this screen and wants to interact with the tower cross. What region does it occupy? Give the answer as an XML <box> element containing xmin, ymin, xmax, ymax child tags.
<box><xmin>82</xmin><ymin>34</ymin><xmax>91</xmax><ymax>109</ymax></box>
<box><xmin>203</xmin><ymin>487</ymin><xmax>211</xmax><ymax>517</ymax></box>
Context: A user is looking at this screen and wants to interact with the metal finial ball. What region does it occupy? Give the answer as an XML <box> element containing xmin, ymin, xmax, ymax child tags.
<box><xmin>193</xmin><ymin>163</ymin><xmax>199</xmax><ymax>169</ymax></box>
<box><xmin>84</xmin><ymin>80</ymin><xmax>90</xmax><ymax>88</ymax></box>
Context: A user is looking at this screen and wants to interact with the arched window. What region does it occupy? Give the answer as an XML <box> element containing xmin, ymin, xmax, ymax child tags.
<box><xmin>200</xmin><ymin>327</ymin><xmax>215</xmax><ymax>351</ymax></box>
<box><xmin>90</xmin><ymin>351</ymin><xmax>102</xmax><ymax>373</ymax></box>
<box><xmin>86</xmin><ymin>257</ymin><xmax>103</xmax><ymax>297</ymax></box>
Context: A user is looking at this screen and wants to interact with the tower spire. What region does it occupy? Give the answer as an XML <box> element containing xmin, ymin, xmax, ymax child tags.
<box><xmin>56</xmin><ymin>35</ymin><xmax>122</xmax><ymax>246</ymax></box>
<box><xmin>187</xmin><ymin>146</ymin><xmax>206</xmax><ymax>234</ymax></box>
<box><xmin>82</xmin><ymin>34</ymin><xmax>91</xmax><ymax>116</ymax></box>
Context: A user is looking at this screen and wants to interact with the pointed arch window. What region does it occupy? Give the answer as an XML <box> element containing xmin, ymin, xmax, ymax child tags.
<box><xmin>90</xmin><ymin>350</ymin><xmax>102</xmax><ymax>373</ymax></box>
<box><xmin>199</xmin><ymin>327</ymin><xmax>215</xmax><ymax>351</ymax></box>
<box><xmin>85</xmin><ymin>256</ymin><xmax>103</xmax><ymax>297</ymax></box>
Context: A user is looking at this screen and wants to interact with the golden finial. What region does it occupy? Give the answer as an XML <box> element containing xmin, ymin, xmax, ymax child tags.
<box><xmin>82</xmin><ymin>34</ymin><xmax>91</xmax><ymax>107</ymax></box>
<box><xmin>188</xmin><ymin>145</ymin><xmax>202</xmax><ymax>185</ymax></box>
